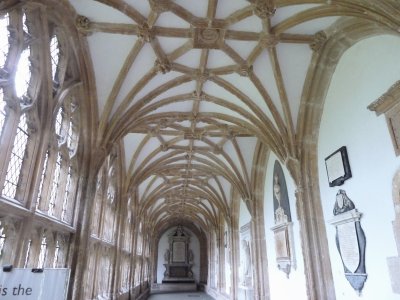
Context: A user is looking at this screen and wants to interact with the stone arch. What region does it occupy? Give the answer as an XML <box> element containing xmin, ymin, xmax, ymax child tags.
<box><xmin>152</xmin><ymin>220</ymin><xmax>208</xmax><ymax>285</ymax></box>
<box><xmin>296</xmin><ymin>19</ymin><xmax>399</xmax><ymax>300</ymax></box>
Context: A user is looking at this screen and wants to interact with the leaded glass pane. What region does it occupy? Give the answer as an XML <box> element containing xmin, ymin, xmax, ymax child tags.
<box><xmin>15</xmin><ymin>47</ymin><xmax>31</xmax><ymax>98</ymax></box>
<box><xmin>50</xmin><ymin>35</ymin><xmax>59</xmax><ymax>80</ymax></box>
<box><xmin>2</xmin><ymin>114</ymin><xmax>29</xmax><ymax>199</ymax></box>
<box><xmin>61</xmin><ymin>166</ymin><xmax>71</xmax><ymax>222</ymax></box>
<box><xmin>48</xmin><ymin>153</ymin><xmax>61</xmax><ymax>216</ymax></box>
<box><xmin>53</xmin><ymin>240</ymin><xmax>60</xmax><ymax>268</ymax></box>
<box><xmin>55</xmin><ymin>107</ymin><xmax>63</xmax><ymax>136</ymax></box>
<box><xmin>36</xmin><ymin>150</ymin><xmax>49</xmax><ymax>209</ymax></box>
<box><xmin>0</xmin><ymin>14</ymin><xmax>9</xmax><ymax>68</ymax></box>
<box><xmin>23</xmin><ymin>239</ymin><xmax>31</xmax><ymax>268</ymax></box>
<box><xmin>37</xmin><ymin>236</ymin><xmax>47</xmax><ymax>268</ymax></box>
<box><xmin>22</xmin><ymin>13</ymin><xmax>28</xmax><ymax>34</ymax></box>
<box><xmin>0</xmin><ymin>89</ymin><xmax>7</xmax><ymax>138</ymax></box>
<box><xmin>0</xmin><ymin>221</ymin><xmax>5</xmax><ymax>257</ymax></box>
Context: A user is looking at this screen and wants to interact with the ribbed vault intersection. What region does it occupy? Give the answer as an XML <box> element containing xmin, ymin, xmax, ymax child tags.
<box><xmin>69</xmin><ymin>0</ymin><xmax>400</xmax><ymax>233</ymax></box>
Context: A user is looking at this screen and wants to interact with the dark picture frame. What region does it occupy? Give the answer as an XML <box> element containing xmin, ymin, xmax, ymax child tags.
<box><xmin>325</xmin><ymin>146</ymin><xmax>352</xmax><ymax>187</ymax></box>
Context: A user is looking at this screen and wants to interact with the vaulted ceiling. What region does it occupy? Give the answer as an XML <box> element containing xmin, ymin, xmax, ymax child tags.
<box><xmin>68</xmin><ymin>0</ymin><xmax>400</xmax><ymax>231</ymax></box>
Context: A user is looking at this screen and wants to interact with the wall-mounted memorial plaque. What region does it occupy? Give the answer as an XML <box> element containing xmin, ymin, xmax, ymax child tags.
<box><xmin>173</xmin><ymin>241</ymin><xmax>186</xmax><ymax>262</ymax></box>
<box><xmin>329</xmin><ymin>190</ymin><xmax>367</xmax><ymax>294</ymax></box>
<box><xmin>325</xmin><ymin>146</ymin><xmax>352</xmax><ymax>187</ymax></box>
<box><xmin>270</xmin><ymin>161</ymin><xmax>296</xmax><ymax>277</ymax></box>
<box><xmin>162</xmin><ymin>226</ymin><xmax>194</xmax><ymax>283</ymax></box>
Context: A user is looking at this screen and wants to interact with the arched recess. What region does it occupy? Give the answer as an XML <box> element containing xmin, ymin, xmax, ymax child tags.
<box><xmin>151</xmin><ymin>219</ymin><xmax>208</xmax><ymax>285</ymax></box>
<box><xmin>297</xmin><ymin>18</ymin><xmax>400</xmax><ymax>300</ymax></box>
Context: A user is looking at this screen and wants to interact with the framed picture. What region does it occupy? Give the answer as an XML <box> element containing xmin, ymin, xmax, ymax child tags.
<box><xmin>325</xmin><ymin>146</ymin><xmax>352</xmax><ymax>187</ymax></box>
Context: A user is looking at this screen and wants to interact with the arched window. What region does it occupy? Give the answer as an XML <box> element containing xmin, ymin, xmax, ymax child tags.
<box><xmin>0</xmin><ymin>11</ymin><xmax>37</xmax><ymax>202</ymax></box>
<box><xmin>35</xmin><ymin>74</ymin><xmax>80</xmax><ymax>224</ymax></box>
<box><xmin>0</xmin><ymin>2</ymin><xmax>85</xmax><ymax>271</ymax></box>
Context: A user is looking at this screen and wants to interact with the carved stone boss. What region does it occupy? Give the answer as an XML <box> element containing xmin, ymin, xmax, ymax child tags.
<box><xmin>270</xmin><ymin>161</ymin><xmax>296</xmax><ymax>277</ymax></box>
<box><xmin>329</xmin><ymin>190</ymin><xmax>367</xmax><ymax>294</ymax></box>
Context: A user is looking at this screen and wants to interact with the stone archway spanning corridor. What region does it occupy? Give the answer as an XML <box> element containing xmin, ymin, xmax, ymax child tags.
<box><xmin>0</xmin><ymin>1</ymin><xmax>399</xmax><ymax>300</ymax></box>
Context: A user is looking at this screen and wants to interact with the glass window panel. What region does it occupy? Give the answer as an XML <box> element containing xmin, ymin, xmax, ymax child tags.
<box><xmin>55</xmin><ymin>107</ymin><xmax>63</xmax><ymax>136</ymax></box>
<box><xmin>22</xmin><ymin>13</ymin><xmax>28</xmax><ymax>34</ymax></box>
<box><xmin>48</xmin><ymin>153</ymin><xmax>61</xmax><ymax>216</ymax></box>
<box><xmin>36</xmin><ymin>150</ymin><xmax>49</xmax><ymax>209</ymax></box>
<box><xmin>0</xmin><ymin>221</ymin><xmax>5</xmax><ymax>257</ymax></box>
<box><xmin>61</xmin><ymin>166</ymin><xmax>71</xmax><ymax>222</ymax></box>
<box><xmin>0</xmin><ymin>89</ymin><xmax>7</xmax><ymax>138</ymax></box>
<box><xmin>53</xmin><ymin>240</ymin><xmax>60</xmax><ymax>268</ymax></box>
<box><xmin>2</xmin><ymin>114</ymin><xmax>29</xmax><ymax>199</ymax></box>
<box><xmin>15</xmin><ymin>47</ymin><xmax>32</xmax><ymax>98</ymax></box>
<box><xmin>23</xmin><ymin>239</ymin><xmax>31</xmax><ymax>268</ymax></box>
<box><xmin>37</xmin><ymin>236</ymin><xmax>47</xmax><ymax>268</ymax></box>
<box><xmin>50</xmin><ymin>35</ymin><xmax>59</xmax><ymax>80</ymax></box>
<box><xmin>0</xmin><ymin>14</ymin><xmax>9</xmax><ymax>68</ymax></box>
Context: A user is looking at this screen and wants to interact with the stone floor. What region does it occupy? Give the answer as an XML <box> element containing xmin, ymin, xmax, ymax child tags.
<box><xmin>148</xmin><ymin>292</ymin><xmax>215</xmax><ymax>299</ymax></box>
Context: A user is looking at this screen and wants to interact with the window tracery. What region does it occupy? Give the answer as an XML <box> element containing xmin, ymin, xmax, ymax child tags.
<box><xmin>0</xmin><ymin>2</ymin><xmax>83</xmax><ymax>275</ymax></box>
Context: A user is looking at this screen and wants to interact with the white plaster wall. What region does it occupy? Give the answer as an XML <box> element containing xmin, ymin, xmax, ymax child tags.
<box><xmin>156</xmin><ymin>227</ymin><xmax>201</xmax><ymax>283</ymax></box>
<box><xmin>318</xmin><ymin>35</ymin><xmax>400</xmax><ymax>300</ymax></box>
<box><xmin>239</xmin><ymin>199</ymin><xmax>252</xmax><ymax>228</ymax></box>
<box><xmin>263</xmin><ymin>151</ymin><xmax>308</xmax><ymax>300</ymax></box>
